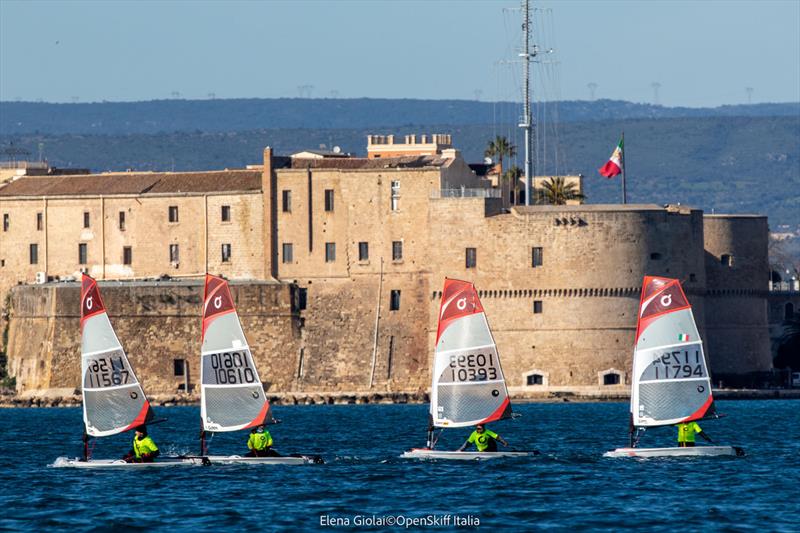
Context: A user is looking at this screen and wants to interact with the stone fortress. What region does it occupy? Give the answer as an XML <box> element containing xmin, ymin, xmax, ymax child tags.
<box><xmin>0</xmin><ymin>134</ymin><xmax>774</xmax><ymax>398</ymax></box>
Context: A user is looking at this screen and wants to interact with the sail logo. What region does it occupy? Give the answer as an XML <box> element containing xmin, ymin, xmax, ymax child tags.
<box><xmin>214</xmin><ymin>295</ymin><xmax>223</xmax><ymax>309</ymax></box>
<box><xmin>456</xmin><ymin>297</ymin><xmax>467</xmax><ymax>311</ymax></box>
<box><xmin>660</xmin><ymin>294</ymin><xmax>672</xmax><ymax>307</ymax></box>
<box><xmin>86</xmin><ymin>296</ymin><xmax>93</xmax><ymax>310</ymax></box>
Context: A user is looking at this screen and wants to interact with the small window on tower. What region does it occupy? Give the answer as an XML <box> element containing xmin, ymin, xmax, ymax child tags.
<box><xmin>532</xmin><ymin>247</ymin><xmax>543</xmax><ymax>267</ymax></box>
<box><xmin>358</xmin><ymin>242</ymin><xmax>369</xmax><ymax>261</ymax></box>
<box><xmin>324</xmin><ymin>189</ymin><xmax>334</xmax><ymax>212</ymax></box>
<box><xmin>392</xmin><ymin>241</ymin><xmax>403</xmax><ymax>261</ymax></box>
<box><xmin>37</xmin><ymin>212</ymin><xmax>43</xmax><ymax>231</ymax></box>
<box><xmin>282</xmin><ymin>190</ymin><xmax>292</xmax><ymax>212</ymax></box>
<box><xmin>221</xmin><ymin>243</ymin><xmax>232</xmax><ymax>263</ymax></box>
<box><xmin>282</xmin><ymin>243</ymin><xmax>294</xmax><ymax>263</ymax></box>
<box><xmin>721</xmin><ymin>254</ymin><xmax>733</xmax><ymax>267</ymax></box>
<box><xmin>123</xmin><ymin>246</ymin><xmax>132</xmax><ymax>265</ymax></box>
<box><xmin>325</xmin><ymin>242</ymin><xmax>336</xmax><ymax>262</ymax></box>
<box><xmin>118</xmin><ymin>211</ymin><xmax>126</xmax><ymax>231</ymax></box>
<box><xmin>83</xmin><ymin>211</ymin><xmax>90</xmax><ymax>229</ymax></box>
<box><xmin>168</xmin><ymin>205</ymin><xmax>179</xmax><ymax>223</ymax></box>
<box><xmin>173</xmin><ymin>359</ymin><xmax>185</xmax><ymax>377</ymax></box>
<box><xmin>390</xmin><ymin>290</ymin><xmax>401</xmax><ymax>311</ymax></box>
<box><xmin>533</xmin><ymin>300</ymin><xmax>543</xmax><ymax>314</ymax></box>
<box><xmin>221</xmin><ymin>205</ymin><xmax>231</xmax><ymax>222</ymax></box>
<box><xmin>466</xmin><ymin>248</ymin><xmax>477</xmax><ymax>269</ymax></box>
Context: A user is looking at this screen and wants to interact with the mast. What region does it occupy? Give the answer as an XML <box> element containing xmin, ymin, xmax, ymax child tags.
<box><xmin>520</xmin><ymin>0</ymin><xmax>535</xmax><ymax>205</ymax></box>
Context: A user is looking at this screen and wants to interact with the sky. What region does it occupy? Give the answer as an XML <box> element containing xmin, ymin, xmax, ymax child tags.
<box><xmin>1</xmin><ymin>0</ymin><xmax>799</xmax><ymax>107</ymax></box>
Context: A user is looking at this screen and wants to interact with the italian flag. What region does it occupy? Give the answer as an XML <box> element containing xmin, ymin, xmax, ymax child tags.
<box><xmin>598</xmin><ymin>138</ymin><xmax>623</xmax><ymax>178</ymax></box>
<box><xmin>678</xmin><ymin>334</ymin><xmax>690</xmax><ymax>341</ymax></box>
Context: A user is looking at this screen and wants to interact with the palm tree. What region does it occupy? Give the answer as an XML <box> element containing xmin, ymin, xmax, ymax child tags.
<box><xmin>539</xmin><ymin>176</ymin><xmax>585</xmax><ymax>205</ymax></box>
<box><xmin>503</xmin><ymin>165</ymin><xmax>523</xmax><ymax>205</ymax></box>
<box><xmin>485</xmin><ymin>136</ymin><xmax>516</xmax><ymax>181</ymax></box>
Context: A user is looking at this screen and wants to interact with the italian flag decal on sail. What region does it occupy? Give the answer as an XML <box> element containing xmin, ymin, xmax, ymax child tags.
<box><xmin>678</xmin><ymin>334</ymin><xmax>690</xmax><ymax>341</ymax></box>
<box><xmin>598</xmin><ymin>138</ymin><xmax>623</xmax><ymax>178</ymax></box>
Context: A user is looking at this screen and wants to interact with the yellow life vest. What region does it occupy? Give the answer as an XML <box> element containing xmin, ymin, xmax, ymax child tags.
<box><xmin>677</xmin><ymin>422</ymin><xmax>702</xmax><ymax>443</ymax></box>
<box><xmin>247</xmin><ymin>430</ymin><xmax>273</xmax><ymax>451</ymax></box>
<box><xmin>133</xmin><ymin>435</ymin><xmax>159</xmax><ymax>458</ymax></box>
<box><xmin>467</xmin><ymin>429</ymin><xmax>498</xmax><ymax>452</ymax></box>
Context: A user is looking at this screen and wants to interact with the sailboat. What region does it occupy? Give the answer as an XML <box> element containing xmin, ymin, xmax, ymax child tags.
<box><xmin>402</xmin><ymin>278</ymin><xmax>535</xmax><ymax>460</ymax></box>
<box><xmin>198</xmin><ymin>274</ymin><xmax>322</xmax><ymax>464</ymax></box>
<box><xmin>604</xmin><ymin>276</ymin><xmax>744</xmax><ymax>458</ymax></box>
<box><xmin>57</xmin><ymin>274</ymin><xmax>200</xmax><ymax>467</ymax></box>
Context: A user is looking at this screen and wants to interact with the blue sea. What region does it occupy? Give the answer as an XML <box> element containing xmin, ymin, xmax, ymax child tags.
<box><xmin>1</xmin><ymin>400</ymin><xmax>798</xmax><ymax>532</ymax></box>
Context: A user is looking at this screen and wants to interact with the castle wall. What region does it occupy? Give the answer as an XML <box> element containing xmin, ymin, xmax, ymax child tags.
<box><xmin>7</xmin><ymin>281</ymin><xmax>300</xmax><ymax>395</ymax></box>
<box><xmin>703</xmin><ymin>215</ymin><xmax>772</xmax><ymax>373</ymax></box>
<box><xmin>425</xmin><ymin>202</ymin><xmax>709</xmax><ymax>386</ymax></box>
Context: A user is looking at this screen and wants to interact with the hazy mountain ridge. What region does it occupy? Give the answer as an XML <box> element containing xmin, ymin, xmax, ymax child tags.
<box><xmin>1</xmin><ymin>98</ymin><xmax>798</xmax><ymax>135</ymax></box>
<box><xmin>2</xmin><ymin>115</ymin><xmax>797</xmax><ymax>227</ymax></box>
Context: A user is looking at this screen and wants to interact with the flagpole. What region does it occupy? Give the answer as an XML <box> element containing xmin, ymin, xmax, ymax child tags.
<box><xmin>621</xmin><ymin>131</ymin><xmax>627</xmax><ymax>204</ymax></box>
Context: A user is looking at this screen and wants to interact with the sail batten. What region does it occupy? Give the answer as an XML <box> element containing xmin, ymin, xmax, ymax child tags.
<box><xmin>200</xmin><ymin>274</ymin><xmax>272</xmax><ymax>432</ymax></box>
<box><xmin>631</xmin><ymin>276</ymin><xmax>715</xmax><ymax>428</ymax></box>
<box><xmin>80</xmin><ymin>274</ymin><xmax>153</xmax><ymax>437</ymax></box>
<box><xmin>430</xmin><ymin>278</ymin><xmax>512</xmax><ymax>428</ymax></box>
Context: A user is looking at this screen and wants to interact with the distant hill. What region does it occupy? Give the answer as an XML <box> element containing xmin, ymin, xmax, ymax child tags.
<box><xmin>1</xmin><ymin>97</ymin><xmax>798</xmax><ymax>135</ymax></box>
<box><xmin>2</xmin><ymin>115</ymin><xmax>798</xmax><ymax>227</ymax></box>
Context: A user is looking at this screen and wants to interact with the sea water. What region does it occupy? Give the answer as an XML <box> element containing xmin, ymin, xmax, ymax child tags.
<box><xmin>1</xmin><ymin>400</ymin><xmax>798</xmax><ymax>531</ymax></box>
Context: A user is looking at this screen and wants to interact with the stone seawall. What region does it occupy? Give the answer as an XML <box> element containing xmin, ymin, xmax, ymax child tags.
<box><xmin>6</xmin><ymin>280</ymin><xmax>303</xmax><ymax>395</ymax></box>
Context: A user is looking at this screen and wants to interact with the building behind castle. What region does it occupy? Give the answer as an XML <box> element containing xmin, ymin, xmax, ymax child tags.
<box><xmin>0</xmin><ymin>135</ymin><xmax>773</xmax><ymax>396</ymax></box>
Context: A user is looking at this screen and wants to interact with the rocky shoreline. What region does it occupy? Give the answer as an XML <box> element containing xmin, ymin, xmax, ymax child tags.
<box><xmin>3</xmin><ymin>388</ymin><xmax>800</xmax><ymax>408</ymax></box>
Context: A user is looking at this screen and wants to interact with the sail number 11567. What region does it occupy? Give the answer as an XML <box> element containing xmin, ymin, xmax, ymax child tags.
<box><xmin>449</xmin><ymin>353</ymin><xmax>497</xmax><ymax>381</ymax></box>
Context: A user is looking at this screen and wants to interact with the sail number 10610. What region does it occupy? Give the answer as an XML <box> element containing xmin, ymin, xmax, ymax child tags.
<box><xmin>449</xmin><ymin>353</ymin><xmax>497</xmax><ymax>381</ymax></box>
<box><xmin>209</xmin><ymin>351</ymin><xmax>257</xmax><ymax>384</ymax></box>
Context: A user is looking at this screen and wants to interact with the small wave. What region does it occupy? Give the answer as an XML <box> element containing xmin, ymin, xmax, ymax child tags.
<box><xmin>50</xmin><ymin>457</ymin><xmax>77</xmax><ymax>468</ymax></box>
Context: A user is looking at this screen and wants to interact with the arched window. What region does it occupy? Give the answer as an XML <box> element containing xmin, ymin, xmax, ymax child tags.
<box><xmin>524</xmin><ymin>370</ymin><xmax>548</xmax><ymax>387</ymax></box>
<box><xmin>786</xmin><ymin>302</ymin><xmax>796</xmax><ymax>321</ymax></box>
<box><xmin>527</xmin><ymin>374</ymin><xmax>543</xmax><ymax>386</ymax></box>
<box><xmin>599</xmin><ymin>368</ymin><xmax>623</xmax><ymax>386</ymax></box>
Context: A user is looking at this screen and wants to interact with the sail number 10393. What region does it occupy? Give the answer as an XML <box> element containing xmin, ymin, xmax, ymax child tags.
<box><xmin>448</xmin><ymin>353</ymin><xmax>498</xmax><ymax>381</ymax></box>
<box><xmin>209</xmin><ymin>351</ymin><xmax>257</xmax><ymax>384</ymax></box>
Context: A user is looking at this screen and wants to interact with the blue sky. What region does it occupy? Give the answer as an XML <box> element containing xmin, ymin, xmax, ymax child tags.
<box><xmin>1</xmin><ymin>0</ymin><xmax>798</xmax><ymax>107</ymax></box>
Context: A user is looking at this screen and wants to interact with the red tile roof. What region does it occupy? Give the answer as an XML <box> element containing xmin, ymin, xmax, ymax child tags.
<box><xmin>0</xmin><ymin>170</ymin><xmax>262</xmax><ymax>197</ymax></box>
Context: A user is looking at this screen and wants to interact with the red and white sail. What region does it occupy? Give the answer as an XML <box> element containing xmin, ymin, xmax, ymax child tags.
<box><xmin>80</xmin><ymin>274</ymin><xmax>153</xmax><ymax>437</ymax></box>
<box><xmin>631</xmin><ymin>276</ymin><xmax>715</xmax><ymax>427</ymax></box>
<box><xmin>430</xmin><ymin>278</ymin><xmax>512</xmax><ymax>428</ymax></box>
<box><xmin>200</xmin><ymin>274</ymin><xmax>272</xmax><ymax>432</ymax></box>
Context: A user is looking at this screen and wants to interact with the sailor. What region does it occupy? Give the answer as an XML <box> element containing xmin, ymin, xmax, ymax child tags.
<box><xmin>246</xmin><ymin>424</ymin><xmax>280</xmax><ymax>457</ymax></box>
<box><xmin>124</xmin><ymin>425</ymin><xmax>160</xmax><ymax>463</ymax></box>
<box><xmin>457</xmin><ymin>424</ymin><xmax>508</xmax><ymax>452</ymax></box>
<box><xmin>676</xmin><ymin>421</ymin><xmax>714</xmax><ymax>447</ymax></box>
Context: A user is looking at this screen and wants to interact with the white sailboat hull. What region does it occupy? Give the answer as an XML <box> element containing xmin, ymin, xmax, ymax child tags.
<box><xmin>400</xmin><ymin>449</ymin><xmax>536</xmax><ymax>461</ymax></box>
<box><xmin>603</xmin><ymin>446</ymin><xmax>744</xmax><ymax>458</ymax></box>
<box><xmin>53</xmin><ymin>457</ymin><xmax>204</xmax><ymax>468</ymax></box>
<box><xmin>204</xmin><ymin>454</ymin><xmax>323</xmax><ymax>465</ymax></box>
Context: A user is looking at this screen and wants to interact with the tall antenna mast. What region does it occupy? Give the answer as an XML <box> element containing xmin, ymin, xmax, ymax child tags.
<box><xmin>519</xmin><ymin>0</ymin><xmax>536</xmax><ymax>206</ymax></box>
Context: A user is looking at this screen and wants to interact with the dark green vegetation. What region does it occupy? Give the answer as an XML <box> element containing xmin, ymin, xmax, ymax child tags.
<box><xmin>0</xmin><ymin>99</ymin><xmax>798</xmax><ymax>226</ymax></box>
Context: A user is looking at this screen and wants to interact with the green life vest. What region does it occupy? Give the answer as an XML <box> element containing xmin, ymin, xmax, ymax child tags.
<box><xmin>133</xmin><ymin>435</ymin><xmax>159</xmax><ymax>458</ymax></box>
<box><xmin>248</xmin><ymin>431</ymin><xmax>273</xmax><ymax>451</ymax></box>
<box><xmin>677</xmin><ymin>422</ymin><xmax>702</xmax><ymax>443</ymax></box>
<box><xmin>467</xmin><ymin>429</ymin><xmax>498</xmax><ymax>452</ymax></box>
